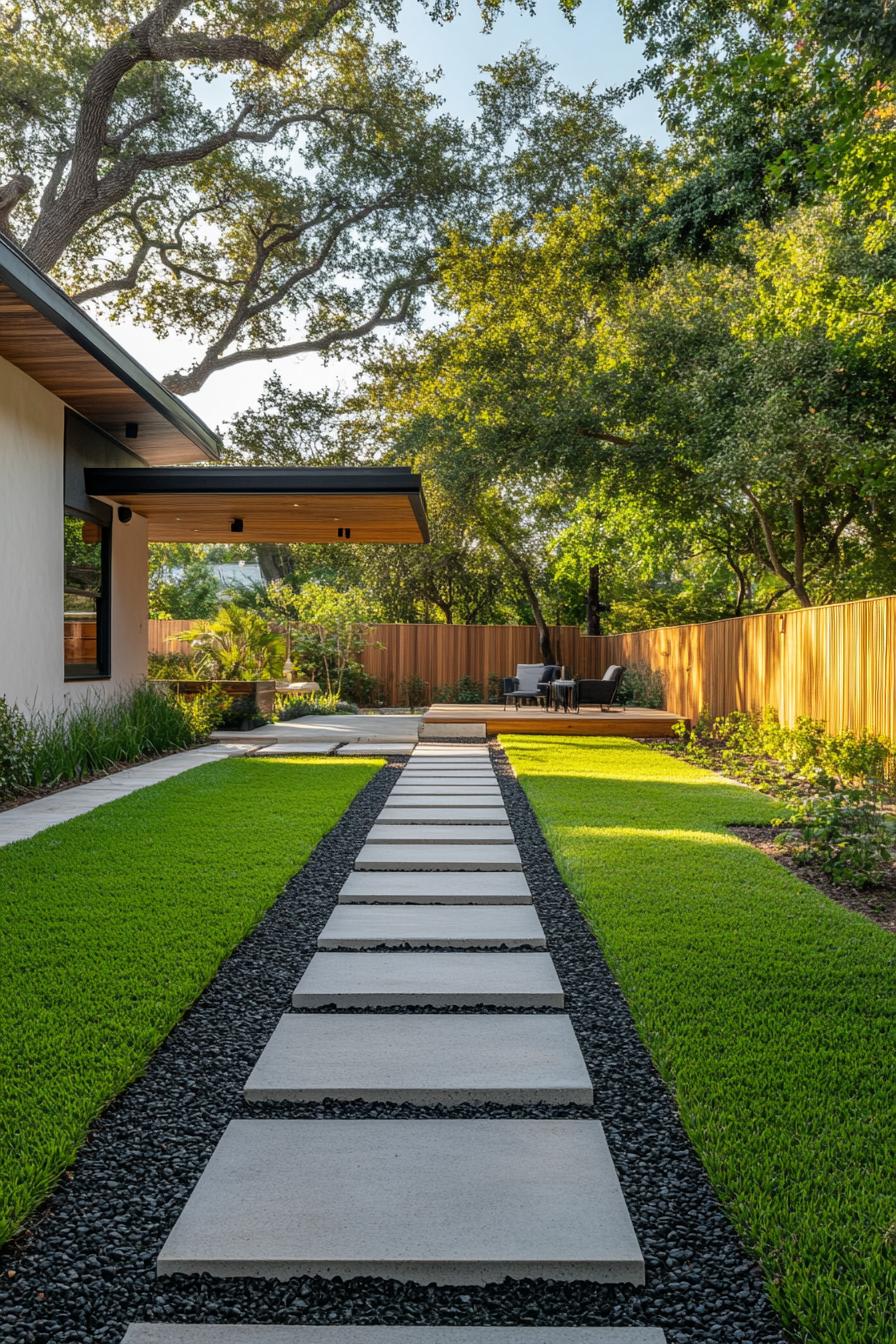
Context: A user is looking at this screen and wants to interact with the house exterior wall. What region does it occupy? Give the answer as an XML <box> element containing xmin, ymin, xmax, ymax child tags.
<box><xmin>0</xmin><ymin>354</ymin><xmax>148</xmax><ymax>712</ymax></box>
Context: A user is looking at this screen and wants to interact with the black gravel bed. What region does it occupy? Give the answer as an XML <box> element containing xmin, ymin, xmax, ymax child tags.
<box><xmin>0</xmin><ymin>749</ymin><xmax>787</xmax><ymax>1344</ymax></box>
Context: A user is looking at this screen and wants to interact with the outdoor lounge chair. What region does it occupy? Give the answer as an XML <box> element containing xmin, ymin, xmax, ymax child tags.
<box><xmin>503</xmin><ymin>663</ymin><xmax>561</xmax><ymax>709</ymax></box>
<box><xmin>575</xmin><ymin>664</ymin><xmax>626</xmax><ymax>712</ymax></box>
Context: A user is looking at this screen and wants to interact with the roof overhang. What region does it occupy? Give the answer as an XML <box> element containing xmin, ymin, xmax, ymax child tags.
<box><xmin>0</xmin><ymin>235</ymin><xmax>221</xmax><ymax>465</ymax></box>
<box><xmin>84</xmin><ymin>466</ymin><xmax>429</xmax><ymax>544</ymax></box>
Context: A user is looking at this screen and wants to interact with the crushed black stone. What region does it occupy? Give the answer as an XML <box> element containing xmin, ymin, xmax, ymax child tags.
<box><xmin>0</xmin><ymin>748</ymin><xmax>787</xmax><ymax>1344</ymax></box>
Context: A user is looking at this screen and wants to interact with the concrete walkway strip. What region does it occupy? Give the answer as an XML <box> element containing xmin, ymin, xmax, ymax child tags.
<box><xmin>292</xmin><ymin>951</ymin><xmax>564</xmax><ymax>1007</ymax></box>
<box><xmin>125</xmin><ymin>1328</ymin><xmax>666</xmax><ymax>1343</ymax></box>
<box><xmin>255</xmin><ymin>743</ymin><xmax>337</xmax><ymax>756</ymax></box>
<box><xmin>366</xmin><ymin>824</ymin><xmax>515</xmax><ymax>845</ymax></box>
<box><xmin>338</xmin><ymin>871</ymin><xmax>533</xmax><ymax>904</ymax></box>
<box><xmin>155</xmin><ymin>1119</ymin><xmax>644</xmax><ymax>1284</ymax></box>
<box><xmin>378</xmin><ymin>807</ymin><xmax>509</xmax><ymax>824</ymax></box>
<box><xmin>336</xmin><ymin>744</ymin><xmax>414</xmax><ymax>755</ymax></box>
<box><xmin>316</xmin><ymin>903</ymin><xmax>546</xmax><ymax>948</ymax></box>
<box><xmin>354</xmin><ymin>843</ymin><xmax>522</xmax><ymax>871</ymax></box>
<box><xmin>243</xmin><ymin>1013</ymin><xmax>591</xmax><ymax>1104</ymax></box>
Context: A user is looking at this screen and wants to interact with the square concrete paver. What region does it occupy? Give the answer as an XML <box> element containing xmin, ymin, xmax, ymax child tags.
<box><xmin>125</xmin><ymin>1328</ymin><xmax>666</xmax><ymax>1343</ymax></box>
<box><xmin>243</xmin><ymin>1014</ymin><xmax>589</xmax><ymax>1103</ymax></box>
<box><xmin>317</xmin><ymin>904</ymin><xmax>545</xmax><ymax>948</ymax></box>
<box><xmin>339</xmin><ymin>871</ymin><xmax>532</xmax><ymax>903</ymax></box>
<box><xmin>155</xmin><ymin>1119</ymin><xmax>643</xmax><ymax>1283</ymax></box>
<box><xmin>292</xmin><ymin>951</ymin><xmax>563</xmax><ymax>1006</ymax></box>
<box><xmin>354</xmin><ymin>843</ymin><xmax>522</xmax><ymax>871</ymax></box>
<box><xmin>378</xmin><ymin>808</ymin><xmax>509</xmax><ymax>824</ymax></box>
<box><xmin>366</xmin><ymin>825</ymin><xmax>515</xmax><ymax>846</ymax></box>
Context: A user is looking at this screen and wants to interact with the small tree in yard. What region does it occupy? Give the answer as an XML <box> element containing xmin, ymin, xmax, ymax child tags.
<box><xmin>285</xmin><ymin>583</ymin><xmax>373</xmax><ymax>700</ymax></box>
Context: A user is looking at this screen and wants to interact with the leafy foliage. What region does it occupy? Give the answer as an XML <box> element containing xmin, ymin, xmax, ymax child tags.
<box><xmin>178</xmin><ymin>603</ymin><xmax>285</xmax><ymax>679</ymax></box>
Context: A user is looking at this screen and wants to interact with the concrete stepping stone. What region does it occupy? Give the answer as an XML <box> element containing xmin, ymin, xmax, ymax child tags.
<box><xmin>339</xmin><ymin>871</ymin><xmax>533</xmax><ymax>903</ymax></box>
<box><xmin>381</xmin><ymin>795</ymin><xmax>505</xmax><ymax>806</ymax></box>
<box><xmin>292</xmin><ymin>951</ymin><xmax>563</xmax><ymax>1006</ymax></box>
<box><xmin>316</xmin><ymin>904</ymin><xmax>545</xmax><ymax>948</ymax></box>
<box><xmin>392</xmin><ymin>784</ymin><xmax>505</xmax><ymax>790</ymax></box>
<box><xmin>378</xmin><ymin>807</ymin><xmax>509</xmax><ymax>824</ymax></box>
<box><xmin>255</xmin><ymin>743</ymin><xmax>336</xmax><ymax>756</ymax></box>
<box><xmin>155</xmin><ymin>1118</ymin><xmax>642</xmax><ymax>1283</ymax></box>
<box><xmin>243</xmin><ymin>1013</ymin><xmax>590</xmax><ymax>1103</ymax></box>
<box><xmin>366</xmin><ymin>824</ymin><xmax>515</xmax><ymax>845</ymax></box>
<box><xmin>336</xmin><ymin>744</ymin><xmax>414</xmax><ymax>755</ymax></box>
<box><xmin>125</xmin><ymin>1328</ymin><xmax>665</xmax><ymax>1343</ymax></box>
<box><xmin>355</xmin><ymin>843</ymin><xmax>522</xmax><ymax>871</ymax></box>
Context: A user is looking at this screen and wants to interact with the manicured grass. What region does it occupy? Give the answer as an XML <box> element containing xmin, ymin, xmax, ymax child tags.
<box><xmin>0</xmin><ymin>754</ymin><xmax>378</xmax><ymax>1245</ymax></box>
<box><xmin>502</xmin><ymin>735</ymin><xmax>896</xmax><ymax>1344</ymax></box>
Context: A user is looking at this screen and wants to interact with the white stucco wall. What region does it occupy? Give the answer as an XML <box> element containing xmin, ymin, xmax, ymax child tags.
<box><xmin>0</xmin><ymin>354</ymin><xmax>149</xmax><ymax>712</ymax></box>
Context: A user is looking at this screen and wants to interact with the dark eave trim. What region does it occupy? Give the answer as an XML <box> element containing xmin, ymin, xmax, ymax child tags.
<box><xmin>85</xmin><ymin>466</ymin><xmax>424</xmax><ymax>496</ymax></box>
<box><xmin>0</xmin><ymin>234</ymin><xmax>221</xmax><ymax>461</ymax></box>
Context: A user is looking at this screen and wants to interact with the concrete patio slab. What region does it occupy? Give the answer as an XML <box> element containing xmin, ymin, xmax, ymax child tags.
<box><xmin>354</xmin><ymin>843</ymin><xmax>522</xmax><ymax>871</ymax></box>
<box><xmin>316</xmin><ymin>904</ymin><xmax>545</xmax><ymax>948</ymax></box>
<box><xmin>366</xmin><ymin>825</ymin><xmax>515</xmax><ymax>845</ymax></box>
<box><xmin>243</xmin><ymin>1014</ymin><xmax>589</xmax><ymax>1103</ymax></box>
<box><xmin>339</xmin><ymin>871</ymin><xmax>533</xmax><ymax>903</ymax></box>
<box><xmin>292</xmin><ymin>952</ymin><xmax>563</xmax><ymax>1007</ymax></box>
<box><xmin>155</xmin><ymin>1119</ymin><xmax>643</xmax><ymax>1283</ymax></box>
<box><xmin>378</xmin><ymin>808</ymin><xmax>509</xmax><ymax>824</ymax></box>
<box><xmin>125</xmin><ymin>1328</ymin><xmax>666</xmax><ymax>1343</ymax></box>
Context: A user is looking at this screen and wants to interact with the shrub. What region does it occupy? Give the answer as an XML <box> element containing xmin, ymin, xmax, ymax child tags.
<box><xmin>0</xmin><ymin>698</ymin><xmax>34</xmax><ymax>802</ymax></box>
<box><xmin>618</xmin><ymin>662</ymin><xmax>665</xmax><ymax>708</ymax></box>
<box><xmin>274</xmin><ymin>693</ymin><xmax>357</xmax><ymax>721</ymax></box>
<box><xmin>218</xmin><ymin>695</ymin><xmax>269</xmax><ymax>731</ymax></box>
<box><xmin>433</xmin><ymin>677</ymin><xmax>483</xmax><ymax>704</ymax></box>
<box><xmin>778</xmin><ymin>786</ymin><xmax>894</xmax><ymax>888</ymax></box>
<box><xmin>399</xmin><ymin>674</ymin><xmax>429</xmax><ymax>711</ymax></box>
<box><xmin>176</xmin><ymin>687</ymin><xmax>230</xmax><ymax>737</ymax></box>
<box><xmin>178</xmin><ymin>604</ymin><xmax>284</xmax><ymax>680</ymax></box>
<box><xmin>148</xmin><ymin>651</ymin><xmax>199</xmax><ymax>679</ymax></box>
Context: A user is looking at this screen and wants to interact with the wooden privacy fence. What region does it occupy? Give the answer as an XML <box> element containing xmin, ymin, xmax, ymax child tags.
<box><xmin>149</xmin><ymin>593</ymin><xmax>896</xmax><ymax>739</ymax></box>
<box><xmin>597</xmin><ymin>594</ymin><xmax>896</xmax><ymax>742</ymax></box>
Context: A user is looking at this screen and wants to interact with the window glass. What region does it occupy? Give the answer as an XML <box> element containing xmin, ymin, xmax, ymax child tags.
<box><xmin>64</xmin><ymin>514</ymin><xmax>109</xmax><ymax>677</ymax></box>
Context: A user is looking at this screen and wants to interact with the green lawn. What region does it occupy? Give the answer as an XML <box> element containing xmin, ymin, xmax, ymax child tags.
<box><xmin>502</xmin><ymin>735</ymin><xmax>896</xmax><ymax>1344</ymax></box>
<box><xmin>0</xmin><ymin>753</ymin><xmax>378</xmax><ymax>1245</ymax></box>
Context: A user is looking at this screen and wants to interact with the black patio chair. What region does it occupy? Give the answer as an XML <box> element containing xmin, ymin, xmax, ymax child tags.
<box><xmin>503</xmin><ymin>663</ymin><xmax>561</xmax><ymax>709</ymax></box>
<box><xmin>575</xmin><ymin>664</ymin><xmax>626</xmax><ymax>712</ymax></box>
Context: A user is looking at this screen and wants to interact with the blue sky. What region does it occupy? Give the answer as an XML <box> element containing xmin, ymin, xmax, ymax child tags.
<box><xmin>110</xmin><ymin>0</ymin><xmax>663</xmax><ymax>430</ymax></box>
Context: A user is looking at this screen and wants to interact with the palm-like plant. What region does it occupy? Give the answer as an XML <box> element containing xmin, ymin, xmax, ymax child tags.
<box><xmin>179</xmin><ymin>605</ymin><xmax>284</xmax><ymax>680</ymax></box>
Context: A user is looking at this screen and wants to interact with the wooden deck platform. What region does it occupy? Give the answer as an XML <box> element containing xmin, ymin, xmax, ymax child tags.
<box><xmin>421</xmin><ymin>703</ymin><xmax>686</xmax><ymax>738</ymax></box>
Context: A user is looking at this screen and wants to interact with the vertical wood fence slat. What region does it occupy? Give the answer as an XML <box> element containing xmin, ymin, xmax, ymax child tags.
<box><xmin>148</xmin><ymin>593</ymin><xmax>896</xmax><ymax>740</ymax></box>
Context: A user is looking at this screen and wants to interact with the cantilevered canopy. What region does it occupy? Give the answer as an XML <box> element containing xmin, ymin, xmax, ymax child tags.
<box><xmin>84</xmin><ymin>466</ymin><xmax>429</xmax><ymax>544</ymax></box>
<box><xmin>0</xmin><ymin>235</ymin><xmax>220</xmax><ymax>465</ymax></box>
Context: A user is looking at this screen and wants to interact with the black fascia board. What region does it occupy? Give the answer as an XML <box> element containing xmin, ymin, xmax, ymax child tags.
<box><xmin>0</xmin><ymin>234</ymin><xmax>221</xmax><ymax>461</ymax></box>
<box><xmin>84</xmin><ymin>466</ymin><xmax>424</xmax><ymax>497</ymax></box>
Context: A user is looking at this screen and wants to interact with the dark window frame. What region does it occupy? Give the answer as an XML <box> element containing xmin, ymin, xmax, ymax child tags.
<box><xmin>63</xmin><ymin>507</ymin><xmax>111</xmax><ymax>681</ymax></box>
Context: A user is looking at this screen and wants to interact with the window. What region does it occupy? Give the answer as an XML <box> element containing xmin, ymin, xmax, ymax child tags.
<box><xmin>64</xmin><ymin>513</ymin><xmax>110</xmax><ymax>678</ymax></box>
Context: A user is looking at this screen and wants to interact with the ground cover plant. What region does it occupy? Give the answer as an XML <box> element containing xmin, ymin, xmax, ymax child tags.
<box><xmin>501</xmin><ymin>734</ymin><xmax>896</xmax><ymax>1344</ymax></box>
<box><xmin>0</xmin><ymin>754</ymin><xmax>377</xmax><ymax>1246</ymax></box>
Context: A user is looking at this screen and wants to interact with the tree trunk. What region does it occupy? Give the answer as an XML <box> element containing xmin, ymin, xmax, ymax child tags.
<box><xmin>256</xmin><ymin>543</ymin><xmax>295</xmax><ymax>584</ymax></box>
<box><xmin>586</xmin><ymin>563</ymin><xmax>602</xmax><ymax>635</ymax></box>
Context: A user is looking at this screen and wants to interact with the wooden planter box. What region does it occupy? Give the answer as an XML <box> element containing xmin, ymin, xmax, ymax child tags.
<box><xmin>153</xmin><ymin>679</ymin><xmax>277</xmax><ymax>721</ymax></box>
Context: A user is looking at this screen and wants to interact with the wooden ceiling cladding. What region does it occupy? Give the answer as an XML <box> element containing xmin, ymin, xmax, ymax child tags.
<box><xmin>105</xmin><ymin>491</ymin><xmax>426</xmax><ymax>543</ymax></box>
<box><xmin>0</xmin><ymin>282</ymin><xmax>212</xmax><ymax>465</ymax></box>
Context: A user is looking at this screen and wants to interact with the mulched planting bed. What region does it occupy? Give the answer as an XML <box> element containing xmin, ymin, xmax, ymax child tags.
<box><xmin>0</xmin><ymin>749</ymin><xmax>785</xmax><ymax>1344</ymax></box>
